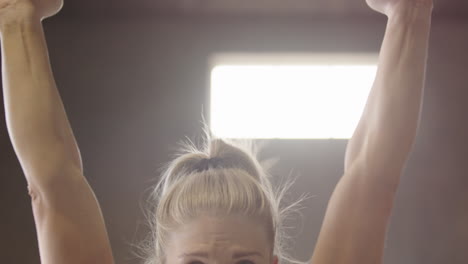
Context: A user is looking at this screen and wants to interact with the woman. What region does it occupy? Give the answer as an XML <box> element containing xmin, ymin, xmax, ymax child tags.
<box><xmin>0</xmin><ymin>0</ymin><xmax>433</xmax><ymax>263</ymax></box>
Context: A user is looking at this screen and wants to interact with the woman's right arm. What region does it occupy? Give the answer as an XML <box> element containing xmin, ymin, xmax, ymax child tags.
<box><xmin>1</xmin><ymin>2</ymin><xmax>114</xmax><ymax>263</ymax></box>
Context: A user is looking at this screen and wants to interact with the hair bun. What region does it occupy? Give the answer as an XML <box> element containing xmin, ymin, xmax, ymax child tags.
<box><xmin>157</xmin><ymin>137</ymin><xmax>268</xmax><ymax>196</ymax></box>
<box><xmin>207</xmin><ymin>138</ymin><xmax>262</xmax><ymax>179</ymax></box>
<box><xmin>195</xmin><ymin>157</ymin><xmax>223</xmax><ymax>172</ymax></box>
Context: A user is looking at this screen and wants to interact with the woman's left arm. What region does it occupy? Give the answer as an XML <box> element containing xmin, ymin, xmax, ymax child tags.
<box><xmin>311</xmin><ymin>1</ymin><xmax>433</xmax><ymax>264</ymax></box>
<box><xmin>345</xmin><ymin>0</ymin><xmax>433</xmax><ymax>178</ymax></box>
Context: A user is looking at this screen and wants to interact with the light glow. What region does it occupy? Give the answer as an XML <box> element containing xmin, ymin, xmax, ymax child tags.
<box><xmin>209</xmin><ymin>53</ymin><xmax>377</xmax><ymax>139</ymax></box>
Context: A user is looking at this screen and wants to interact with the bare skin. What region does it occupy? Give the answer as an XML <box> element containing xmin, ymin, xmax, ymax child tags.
<box><xmin>313</xmin><ymin>0</ymin><xmax>433</xmax><ymax>263</ymax></box>
<box><xmin>1</xmin><ymin>1</ymin><xmax>114</xmax><ymax>264</ymax></box>
<box><xmin>1</xmin><ymin>0</ymin><xmax>432</xmax><ymax>264</ymax></box>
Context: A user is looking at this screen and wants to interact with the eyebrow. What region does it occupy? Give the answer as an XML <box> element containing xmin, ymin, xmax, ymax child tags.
<box><xmin>178</xmin><ymin>251</ymin><xmax>263</xmax><ymax>259</ymax></box>
<box><xmin>233</xmin><ymin>251</ymin><xmax>263</xmax><ymax>259</ymax></box>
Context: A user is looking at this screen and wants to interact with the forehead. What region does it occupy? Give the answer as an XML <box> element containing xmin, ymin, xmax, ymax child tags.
<box><xmin>167</xmin><ymin>214</ymin><xmax>270</xmax><ymax>256</ymax></box>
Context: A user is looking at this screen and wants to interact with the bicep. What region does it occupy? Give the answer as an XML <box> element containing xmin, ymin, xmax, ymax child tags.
<box><xmin>310</xmin><ymin>158</ymin><xmax>397</xmax><ymax>264</ymax></box>
<box><xmin>30</xmin><ymin>168</ymin><xmax>114</xmax><ymax>264</ymax></box>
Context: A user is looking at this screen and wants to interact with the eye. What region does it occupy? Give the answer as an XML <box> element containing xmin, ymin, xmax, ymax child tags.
<box><xmin>237</xmin><ymin>260</ymin><xmax>255</xmax><ymax>264</ymax></box>
<box><xmin>188</xmin><ymin>261</ymin><xmax>204</xmax><ymax>264</ymax></box>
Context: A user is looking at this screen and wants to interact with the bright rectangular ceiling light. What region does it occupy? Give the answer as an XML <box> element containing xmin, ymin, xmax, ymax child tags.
<box><xmin>209</xmin><ymin>53</ymin><xmax>377</xmax><ymax>139</ymax></box>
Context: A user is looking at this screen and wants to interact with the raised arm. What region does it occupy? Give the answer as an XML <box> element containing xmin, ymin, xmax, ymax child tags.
<box><xmin>1</xmin><ymin>1</ymin><xmax>114</xmax><ymax>263</ymax></box>
<box><xmin>310</xmin><ymin>1</ymin><xmax>433</xmax><ymax>264</ymax></box>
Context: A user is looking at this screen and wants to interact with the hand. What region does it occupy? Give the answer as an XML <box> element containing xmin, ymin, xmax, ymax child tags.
<box><xmin>366</xmin><ymin>0</ymin><xmax>433</xmax><ymax>17</ymax></box>
<box><xmin>0</xmin><ymin>0</ymin><xmax>63</xmax><ymax>26</ymax></box>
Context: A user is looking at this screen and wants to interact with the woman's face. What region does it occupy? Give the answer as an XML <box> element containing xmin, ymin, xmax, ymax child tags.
<box><xmin>165</xmin><ymin>214</ymin><xmax>278</xmax><ymax>264</ymax></box>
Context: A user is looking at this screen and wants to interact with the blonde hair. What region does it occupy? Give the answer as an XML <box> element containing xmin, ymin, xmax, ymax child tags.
<box><xmin>136</xmin><ymin>124</ymin><xmax>308</xmax><ymax>264</ymax></box>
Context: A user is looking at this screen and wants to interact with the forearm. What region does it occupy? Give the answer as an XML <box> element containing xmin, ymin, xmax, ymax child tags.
<box><xmin>1</xmin><ymin>17</ymin><xmax>83</xmax><ymax>186</ymax></box>
<box><xmin>360</xmin><ymin>6</ymin><xmax>433</xmax><ymax>180</ymax></box>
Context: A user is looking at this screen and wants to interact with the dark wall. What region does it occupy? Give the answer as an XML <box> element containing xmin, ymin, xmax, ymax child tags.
<box><xmin>1</xmin><ymin>13</ymin><xmax>467</xmax><ymax>264</ymax></box>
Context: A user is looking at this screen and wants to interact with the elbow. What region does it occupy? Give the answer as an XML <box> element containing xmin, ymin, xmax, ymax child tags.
<box><xmin>349</xmin><ymin>148</ymin><xmax>404</xmax><ymax>196</ymax></box>
<box><xmin>25</xmin><ymin>159</ymin><xmax>84</xmax><ymax>199</ymax></box>
<box><xmin>28</xmin><ymin>184</ymin><xmax>41</xmax><ymax>202</ymax></box>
